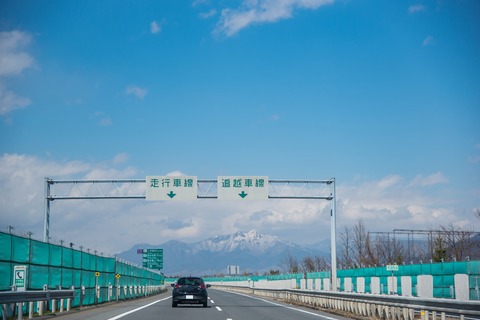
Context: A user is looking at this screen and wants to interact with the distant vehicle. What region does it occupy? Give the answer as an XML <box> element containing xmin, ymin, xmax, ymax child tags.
<box><xmin>171</xmin><ymin>276</ymin><xmax>211</xmax><ymax>308</ymax></box>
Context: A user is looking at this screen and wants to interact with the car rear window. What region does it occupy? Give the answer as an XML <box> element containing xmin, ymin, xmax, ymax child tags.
<box><xmin>177</xmin><ymin>277</ymin><xmax>204</xmax><ymax>285</ymax></box>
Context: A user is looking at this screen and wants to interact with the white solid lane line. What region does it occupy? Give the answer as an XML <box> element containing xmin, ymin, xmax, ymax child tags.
<box><xmin>107</xmin><ymin>296</ymin><xmax>171</xmax><ymax>320</ymax></box>
<box><xmin>228</xmin><ymin>291</ymin><xmax>338</xmax><ymax>320</ymax></box>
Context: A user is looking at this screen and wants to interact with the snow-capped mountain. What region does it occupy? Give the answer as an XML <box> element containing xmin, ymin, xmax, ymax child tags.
<box><xmin>117</xmin><ymin>230</ymin><xmax>327</xmax><ymax>276</ymax></box>
<box><xmin>195</xmin><ymin>230</ymin><xmax>296</xmax><ymax>253</ymax></box>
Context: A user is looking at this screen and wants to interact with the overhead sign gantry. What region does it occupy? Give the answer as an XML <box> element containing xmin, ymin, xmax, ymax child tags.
<box><xmin>43</xmin><ymin>176</ymin><xmax>338</xmax><ymax>290</ymax></box>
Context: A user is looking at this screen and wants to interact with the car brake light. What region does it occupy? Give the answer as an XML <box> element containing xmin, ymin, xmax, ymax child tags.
<box><xmin>200</xmin><ymin>284</ymin><xmax>206</xmax><ymax>289</ymax></box>
<box><xmin>174</xmin><ymin>284</ymin><xmax>180</xmax><ymax>288</ymax></box>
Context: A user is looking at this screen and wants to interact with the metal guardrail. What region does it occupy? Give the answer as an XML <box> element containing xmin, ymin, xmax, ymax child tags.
<box><xmin>1</xmin><ymin>286</ymin><xmax>168</xmax><ymax>320</ymax></box>
<box><xmin>0</xmin><ymin>290</ymin><xmax>75</xmax><ymax>304</ymax></box>
<box><xmin>1</xmin><ymin>289</ymin><xmax>75</xmax><ymax>320</ymax></box>
<box><xmin>214</xmin><ymin>285</ymin><xmax>480</xmax><ymax>319</ymax></box>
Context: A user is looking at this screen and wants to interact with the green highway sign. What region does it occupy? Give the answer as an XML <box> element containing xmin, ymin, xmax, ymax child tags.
<box><xmin>142</xmin><ymin>248</ymin><xmax>163</xmax><ymax>270</ymax></box>
<box><xmin>146</xmin><ymin>176</ymin><xmax>197</xmax><ymax>201</ymax></box>
<box><xmin>217</xmin><ymin>176</ymin><xmax>268</xmax><ymax>200</ymax></box>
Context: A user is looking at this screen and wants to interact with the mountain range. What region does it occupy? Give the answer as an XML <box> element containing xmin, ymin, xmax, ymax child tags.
<box><xmin>116</xmin><ymin>230</ymin><xmax>329</xmax><ymax>276</ymax></box>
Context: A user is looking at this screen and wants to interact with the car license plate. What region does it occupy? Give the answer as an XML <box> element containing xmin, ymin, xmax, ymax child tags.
<box><xmin>186</xmin><ymin>295</ymin><xmax>193</xmax><ymax>299</ymax></box>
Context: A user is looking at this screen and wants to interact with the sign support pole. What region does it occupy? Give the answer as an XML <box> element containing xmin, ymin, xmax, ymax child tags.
<box><xmin>329</xmin><ymin>178</ymin><xmax>337</xmax><ymax>292</ymax></box>
<box><xmin>43</xmin><ymin>178</ymin><xmax>52</xmax><ymax>243</ymax></box>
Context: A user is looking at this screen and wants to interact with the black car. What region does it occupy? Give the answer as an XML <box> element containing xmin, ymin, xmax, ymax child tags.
<box><xmin>171</xmin><ymin>276</ymin><xmax>211</xmax><ymax>307</ymax></box>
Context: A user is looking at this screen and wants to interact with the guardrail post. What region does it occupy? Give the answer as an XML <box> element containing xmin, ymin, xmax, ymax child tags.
<box><xmin>67</xmin><ymin>286</ymin><xmax>73</xmax><ymax>311</ymax></box>
<box><xmin>38</xmin><ymin>285</ymin><xmax>47</xmax><ymax>316</ymax></box>
<box><xmin>16</xmin><ymin>302</ymin><xmax>22</xmax><ymax>320</ymax></box>
<box><xmin>95</xmin><ymin>285</ymin><xmax>100</xmax><ymax>305</ymax></box>
<box><xmin>28</xmin><ymin>302</ymin><xmax>33</xmax><ymax>318</ymax></box>
<box><xmin>422</xmin><ymin>310</ymin><xmax>430</xmax><ymax>320</ymax></box>
<box><xmin>2</xmin><ymin>303</ymin><xmax>11</xmax><ymax>320</ymax></box>
<box><xmin>58</xmin><ymin>286</ymin><xmax>63</xmax><ymax>313</ymax></box>
<box><xmin>80</xmin><ymin>285</ymin><xmax>85</xmax><ymax>308</ymax></box>
<box><xmin>38</xmin><ymin>299</ymin><xmax>43</xmax><ymax>316</ymax></box>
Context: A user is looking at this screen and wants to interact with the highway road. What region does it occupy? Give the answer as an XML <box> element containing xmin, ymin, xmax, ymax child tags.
<box><xmin>55</xmin><ymin>288</ymin><xmax>352</xmax><ymax>320</ymax></box>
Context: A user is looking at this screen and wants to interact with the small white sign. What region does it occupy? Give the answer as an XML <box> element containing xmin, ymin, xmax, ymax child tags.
<box><xmin>217</xmin><ymin>176</ymin><xmax>268</xmax><ymax>200</ymax></box>
<box><xmin>14</xmin><ymin>266</ymin><xmax>27</xmax><ymax>291</ymax></box>
<box><xmin>146</xmin><ymin>176</ymin><xmax>197</xmax><ymax>200</ymax></box>
<box><xmin>386</xmin><ymin>264</ymin><xmax>399</xmax><ymax>271</ymax></box>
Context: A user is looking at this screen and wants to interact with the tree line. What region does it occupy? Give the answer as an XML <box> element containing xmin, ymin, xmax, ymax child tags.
<box><xmin>280</xmin><ymin>217</ymin><xmax>479</xmax><ymax>274</ymax></box>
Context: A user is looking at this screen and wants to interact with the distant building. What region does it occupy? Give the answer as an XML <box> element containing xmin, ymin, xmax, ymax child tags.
<box><xmin>227</xmin><ymin>265</ymin><xmax>240</xmax><ymax>275</ymax></box>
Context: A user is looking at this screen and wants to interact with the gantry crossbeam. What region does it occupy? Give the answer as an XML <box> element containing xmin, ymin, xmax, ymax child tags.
<box><xmin>43</xmin><ymin>177</ymin><xmax>337</xmax><ymax>290</ymax></box>
<box><xmin>44</xmin><ymin>178</ymin><xmax>334</xmax><ymax>200</ymax></box>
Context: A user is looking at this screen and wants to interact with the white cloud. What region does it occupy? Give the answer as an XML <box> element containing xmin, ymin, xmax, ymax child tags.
<box><xmin>199</xmin><ymin>9</ymin><xmax>217</xmax><ymax>19</ymax></box>
<box><xmin>467</xmin><ymin>143</ymin><xmax>480</xmax><ymax>164</ymax></box>
<box><xmin>0</xmin><ymin>30</ymin><xmax>34</xmax><ymax>76</ymax></box>
<box><xmin>409</xmin><ymin>172</ymin><xmax>448</xmax><ymax>187</ymax></box>
<box><xmin>82</xmin><ymin>166</ymin><xmax>138</xmax><ymax>180</ymax></box>
<box><xmin>150</xmin><ymin>21</ymin><xmax>161</xmax><ymax>34</ymax></box>
<box><xmin>0</xmin><ymin>153</ymin><xmax>140</xmax><ymax>247</ymax></box>
<box><xmin>0</xmin><ymin>154</ymin><xmax>91</xmax><ymax>226</ymax></box>
<box><xmin>0</xmin><ymin>30</ymin><xmax>34</xmax><ymax>116</ymax></box>
<box><xmin>1</xmin><ymin>154</ymin><xmax>475</xmax><ymax>254</ymax></box>
<box><xmin>269</xmin><ymin>114</ymin><xmax>280</xmax><ymax>121</ymax></box>
<box><xmin>167</xmin><ymin>170</ymin><xmax>188</xmax><ymax>176</ymax></box>
<box><xmin>0</xmin><ymin>83</ymin><xmax>31</xmax><ymax>115</ymax></box>
<box><xmin>337</xmin><ymin>172</ymin><xmax>464</xmax><ymax>232</ymax></box>
<box><xmin>192</xmin><ymin>0</ymin><xmax>210</xmax><ymax>7</ymax></box>
<box><xmin>422</xmin><ymin>35</ymin><xmax>434</xmax><ymax>47</ymax></box>
<box><xmin>113</xmin><ymin>153</ymin><xmax>129</xmax><ymax>164</ymax></box>
<box><xmin>125</xmin><ymin>85</ymin><xmax>147</xmax><ymax>99</ymax></box>
<box><xmin>214</xmin><ymin>0</ymin><xmax>334</xmax><ymax>37</ymax></box>
<box><xmin>376</xmin><ymin>175</ymin><xmax>402</xmax><ymax>189</ymax></box>
<box><xmin>408</xmin><ymin>4</ymin><xmax>426</xmax><ymax>14</ymax></box>
<box><xmin>92</xmin><ymin>111</ymin><xmax>112</xmax><ymax>126</ymax></box>
<box><xmin>98</xmin><ymin>117</ymin><xmax>112</xmax><ymax>126</ymax></box>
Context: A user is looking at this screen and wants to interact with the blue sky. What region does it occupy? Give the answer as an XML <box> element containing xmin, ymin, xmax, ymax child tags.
<box><xmin>1</xmin><ymin>0</ymin><xmax>479</xmax><ymax>255</ymax></box>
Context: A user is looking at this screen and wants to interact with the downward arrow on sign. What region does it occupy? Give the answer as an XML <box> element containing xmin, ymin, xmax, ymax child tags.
<box><xmin>238</xmin><ymin>191</ymin><xmax>248</xmax><ymax>199</ymax></box>
<box><xmin>167</xmin><ymin>191</ymin><xmax>176</xmax><ymax>198</ymax></box>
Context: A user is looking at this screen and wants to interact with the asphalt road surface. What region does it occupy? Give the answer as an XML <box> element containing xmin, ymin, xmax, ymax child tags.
<box><xmin>55</xmin><ymin>288</ymin><xmax>352</xmax><ymax>320</ymax></box>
